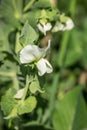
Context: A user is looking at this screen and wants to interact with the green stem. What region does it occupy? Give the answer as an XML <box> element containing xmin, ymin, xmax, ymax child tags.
<box><xmin>69</xmin><ymin>0</ymin><xmax>77</xmax><ymax>17</ymax></box>
<box><xmin>58</xmin><ymin>0</ymin><xmax>77</xmax><ymax>67</ymax></box>
<box><xmin>15</xmin><ymin>32</ymin><xmax>22</xmax><ymax>53</ymax></box>
<box><xmin>22</xmin><ymin>75</ymin><xmax>34</xmax><ymax>100</ymax></box>
<box><xmin>22</xmin><ymin>75</ymin><xmax>29</xmax><ymax>100</ymax></box>
<box><xmin>12</xmin><ymin>76</ymin><xmax>19</xmax><ymax>90</ymax></box>
<box><xmin>58</xmin><ymin>31</ymin><xmax>70</xmax><ymax>67</ymax></box>
<box><xmin>23</xmin><ymin>0</ymin><xmax>36</xmax><ymax>12</ymax></box>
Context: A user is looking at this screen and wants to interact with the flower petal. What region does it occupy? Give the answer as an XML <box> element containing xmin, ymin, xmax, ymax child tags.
<box><xmin>37</xmin><ymin>23</ymin><xmax>45</xmax><ymax>35</ymax></box>
<box><xmin>20</xmin><ymin>40</ymin><xmax>51</xmax><ymax>64</ymax></box>
<box><xmin>44</xmin><ymin>23</ymin><xmax>52</xmax><ymax>32</ymax></box>
<box><xmin>36</xmin><ymin>58</ymin><xmax>47</xmax><ymax>76</ymax></box>
<box><xmin>37</xmin><ymin>22</ymin><xmax>52</xmax><ymax>35</ymax></box>
<box><xmin>64</xmin><ymin>18</ymin><xmax>74</xmax><ymax>30</ymax></box>
<box><xmin>36</xmin><ymin>58</ymin><xmax>53</xmax><ymax>76</ymax></box>
<box><xmin>20</xmin><ymin>45</ymin><xmax>46</xmax><ymax>64</ymax></box>
<box><xmin>44</xmin><ymin>59</ymin><xmax>53</xmax><ymax>73</ymax></box>
<box><xmin>52</xmin><ymin>22</ymin><xmax>64</xmax><ymax>32</ymax></box>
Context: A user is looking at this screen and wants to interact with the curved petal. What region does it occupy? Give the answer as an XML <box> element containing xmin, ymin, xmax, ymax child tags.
<box><xmin>52</xmin><ymin>22</ymin><xmax>64</xmax><ymax>32</ymax></box>
<box><xmin>20</xmin><ymin>41</ymin><xmax>51</xmax><ymax>64</ymax></box>
<box><xmin>44</xmin><ymin>23</ymin><xmax>52</xmax><ymax>31</ymax></box>
<box><xmin>36</xmin><ymin>58</ymin><xmax>47</xmax><ymax>76</ymax></box>
<box><xmin>37</xmin><ymin>23</ymin><xmax>45</xmax><ymax>35</ymax></box>
<box><xmin>20</xmin><ymin>45</ymin><xmax>46</xmax><ymax>64</ymax></box>
<box><xmin>37</xmin><ymin>22</ymin><xmax>52</xmax><ymax>35</ymax></box>
<box><xmin>65</xmin><ymin>18</ymin><xmax>74</xmax><ymax>30</ymax></box>
<box><xmin>36</xmin><ymin>58</ymin><xmax>53</xmax><ymax>76</ymax></box>
<box><xmin>44</xmin><ymin>59</ymin><xmax>53</xmax><ymax>73</ymax></box>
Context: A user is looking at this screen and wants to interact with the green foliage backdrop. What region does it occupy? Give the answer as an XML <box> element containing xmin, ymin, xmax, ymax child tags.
<box><xmin>0</xmin><ymin>0</ymin><xmax>87</xmax><ymax>130</ymax></box>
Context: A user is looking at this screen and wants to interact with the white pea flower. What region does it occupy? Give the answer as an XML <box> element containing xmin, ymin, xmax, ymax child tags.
<box><xmin>62</xmin><ymin>18</ymin><xmax>74</xmax><ymax>31</ymax></box>
<box><xmin>20</xmin><ymin>40</ymin><xmax>53</xmax><ymax>76</ymax></box>
<box><xmin>52</xmin><ymin>17</ymin><xmax>74</xmax><ymax>32</ymax></box>
<box><xmin>37</xmin><ymin>22</ymin><xmax>52</xmax><ymax>35</ymax></box>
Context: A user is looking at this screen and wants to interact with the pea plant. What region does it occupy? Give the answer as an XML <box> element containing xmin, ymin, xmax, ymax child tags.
<box><xmin>0</xmin><ymin>0</ymin><xmax>87</xmax><ymax>130</ymax></box>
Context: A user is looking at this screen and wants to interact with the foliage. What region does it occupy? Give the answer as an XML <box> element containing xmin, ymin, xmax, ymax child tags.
<box><xmin>0</xmin><ymin>0</ymin><xmax>87</xmax><ymax>130</ymax></box>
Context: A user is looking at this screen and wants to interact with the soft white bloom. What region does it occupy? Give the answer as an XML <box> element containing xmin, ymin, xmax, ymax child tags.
<box><xmin>20</xmin><ymin>40</ymin><xmax>53</xmax><ymax>76</ymax></box>
<box><xmin>52</xmin><ymin>22</ymin><xmax>64</xmax><ymax>32</ymax></box>
<box><xmin>14</xmin><ymin>88</ymin><xmax>24</xmax><ymax>99</ymax></box>
<box><xmin>37</xmin><ymin>22</ymin><xmax>52</xmax><ymax>35</ymax></box>
<box><xmin>36</xmin><ymin>58</ymin><xmax>53</xmax><ymax>76</ymax></box>
<box><xmin>52</xmin><ymin>18</ymin><xmax>74</xmax><ymax>32</ymax></box>
<box><xmin>63</xmin><ymin>18</ymin><xmax>74</xmax><ymax>31</ymax></box>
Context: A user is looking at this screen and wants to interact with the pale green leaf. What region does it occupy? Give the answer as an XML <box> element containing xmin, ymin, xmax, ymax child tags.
<box><xmin>1</xmin><ymin>88</ymin><xmax>17</xmax><ymax>116</ymax></box>
<box><xmin>0</xmin><ymin>0</ymin><xmax>23</xmax><ymax>28</ymax></box>
<box><xmin>17</xmin><ymin>96</ymin><xmax>37</xmax><ymax>115</ymax></box>
<box><xmin>33</xmin><ymin>0</ymin><xmax>52</xmax><ymax>9</ymax></box>
<box><xmin>29</xmin><ymin>80</ymin><xmax>44</xmax><ymax>94</ymax></box>
<box><xmin>19</xmin><ymin>22</ymin><xmax>38</xmax><ymax>46</ymax></box>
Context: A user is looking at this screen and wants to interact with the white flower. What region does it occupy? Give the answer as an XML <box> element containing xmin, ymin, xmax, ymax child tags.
<box><xmin>36</xmin><ymin>58</ymin><xmax>53</xmax><ymax>76</ymax></box>
<box><xmin>37</xmin><ymin>22</ymin><xmax>52</xmax><ymax>35</ymax></box>
<box><xmin>52</xmin><ymin>18</ymin><xmax>74</xmax><ymax>32</ymax></box>
<box><xmin>63</xmin><ymin>18</ymin><xmax>74</xmax><ymax>31</ymax></box>
<box><xmin>20</xmin><ymin>40</ymin><xmax>53</xmax><ymax>76</ymax></box>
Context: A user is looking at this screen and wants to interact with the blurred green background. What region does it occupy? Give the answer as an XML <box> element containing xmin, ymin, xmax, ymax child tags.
<box><xmin>0</xmin><ymin>0</ymin><xmax>87</xmax><ymax>130</ymax></box>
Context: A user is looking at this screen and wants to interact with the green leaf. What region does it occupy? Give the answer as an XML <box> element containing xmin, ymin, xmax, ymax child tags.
<box><xmin>33</xmin><ymin>0</ymin><xmax>52</xmax><ymax>9</ymax></box>
<box><xmin>0</xmin><ymin>21</ymin><xmax>11</xmax><ymax>52</ymax></box>
<box><xmin>17</xmin><ymin>96</ymin><xmax>37</xmax><ymax>115</ymax></box>
<box><xmin>81</xmin><ymin>43</ymin><xmax>87</xmax><ymax>66</ymax></box>
<box><xmin>29</xmin><ymin>80</ymin><xmax>44</xmax><ymax>94</ymax></box>
<box><xmin>64</xmin><ymin>30</ymin><xmax>83</xmax><ymax>67</ymax></box>
<box><xmin>0</xmin><ymin>60</ymin><xmax>17</xmax><ymax>73</ymax></box>
<box><xmin>19</xmin><ymin>22</ymin><xmax>38</xmax><ymax>46</ymax></box>
<box><xmin>1</xmin><ymin>88</ymin><xmax>17</xmax><ymax>116</ymax></box>
<box><xmin>0</xmin><ymin>0</ymin><xmax>23</xmax><ymax>29</ymax></box>
<box><xmin>72</xmin><ymin>93</ymin><xmax>87</xmax><ymax>130</ymax></box>
<box><xmin>52</xmin><ymin>86</ymin><xmax>87</xmax><ymax>130</ymax></box>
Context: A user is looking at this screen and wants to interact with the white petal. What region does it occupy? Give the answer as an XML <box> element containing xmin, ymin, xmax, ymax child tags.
<box><xmin>20</xmin><ymin>45</ymin><xmax>46</xmax><ymax>64</ymax></box>
<box><xmin>52</xmin><ymin>22</ymin><xmax>64</xmax><ymax>32</ymax></box>
<box><xmin>37</xmin><ymin>22</ymin><xmax>52</xmax><ymax>35</ymax></box>
<box><xmin>52</xmin><ymin>17</ymin><xmax>74</xmax><ymax>32</ymax></box>
<box><xmin>44</xmin><ymin>59</ymin><xmax>53</xmax><ymax>73</ymax></box>
<box><xmin>65</xmin><ymin>18</ymin><xmax>74</xmax><ymax>30</ymax></box>
<box><xmin>44</xmin><ymin>23</ymin><xmax>52</xmax><ymax>31</ymax></box>
<box><xmin>36</xmin><ymin>58</ymin><xmax>53</xmax><ymax>76</ymax></box>
<box><xmin>14</xmin><ymin>88</ymin><xmax>24</xmax><ymax>99</ymax></box>
<box><xmin>37</xmin><ymin>23</ymin><xmax>46</xmax><ymax>35</ymax></box>
<box><xmin>36</xmin><ymin>58</ymin><xmax>47</xmax><ymax>76</ymax></box>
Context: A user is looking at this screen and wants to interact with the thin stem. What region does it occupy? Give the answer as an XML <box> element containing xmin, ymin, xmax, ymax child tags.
<box><xmin>22</xmin><ymin>75</ymin><xmax>29</xmax><ymax>100</ymax></box>
<box><xmin>58</xmin><ymin>0</ymin><xmax>77</xmax><ymax>67</ymax></box>
<box><xmin>22</xmin><ymin>75</ymin><xmax>34</xmax><ymax>100</ymax></box>
<box><xmin>23</xmin><ymin>0</ymin><xmax>36</xmax><ymax>12</ymax></box>
<box><xmin>58</xmin><ymin>31</ymin><xmax>70</xmax><ymax>67</ymax></box>
<box><xmin>15</xmin><ymin>32</ymin><xmax>22</xmax><ymax>53</ymax></box>
<box><xmin>69</xmin><ymin>0</ymin><xmax>77</xmax><ymax>17</ymax></box>
<box><xmin>12</xmin><ymin>76</ymin><xmax>19</xmax><ymax>90</ymax></box>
